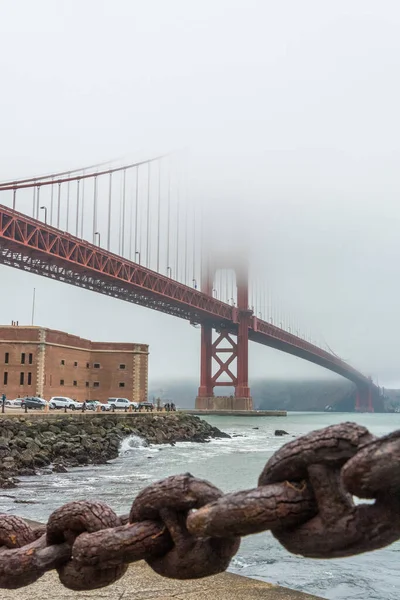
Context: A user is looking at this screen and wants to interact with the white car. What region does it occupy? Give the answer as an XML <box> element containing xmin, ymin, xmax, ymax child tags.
<box><xmin>86</xmin><ymin>401</ymin><xmax>110</xmax><ymax>411</ymax></box>
<box><xmin>107</xmin><ymin>398</ymin><xmax>138</xmax><ymax>410</ymax></box>
<box><xmin>5</xmin><ymin>398</ymin><xmax>23</xmax><ymax>407</ymax></box>
<box><xmin>70</xmin><ymin>400</ymin><xmax>83</xmax><ymax>410</ymax></box>
<box><xmin>49</xmin><ymin>397</ymin><xmax>82</xmax><ymax>410</ymax></box>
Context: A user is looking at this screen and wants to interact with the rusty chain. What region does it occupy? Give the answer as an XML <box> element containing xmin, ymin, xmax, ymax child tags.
<box><xmin>1</xmin><ymin>422</ymin><xmax>399</xmax><ymax>590</ymax></box>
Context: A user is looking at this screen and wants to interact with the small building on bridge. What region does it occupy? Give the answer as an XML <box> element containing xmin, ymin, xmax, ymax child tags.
<box><xmin>0</xmin><ymin>324</ymin><xmax>148</xmax><ymax>403</ymax></box>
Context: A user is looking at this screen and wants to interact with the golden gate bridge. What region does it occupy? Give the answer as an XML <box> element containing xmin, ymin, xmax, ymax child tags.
<box><xmin>0</xmin><ymin>153</ymin><xmax>379</xmax><ymax>412</ymax></box>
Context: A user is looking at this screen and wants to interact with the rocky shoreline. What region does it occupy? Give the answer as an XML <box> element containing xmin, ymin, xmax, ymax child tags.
<box><xmin>0</xmin><ymin>413</ymin><xmax>229</xmax><ymax>488</ymax></box>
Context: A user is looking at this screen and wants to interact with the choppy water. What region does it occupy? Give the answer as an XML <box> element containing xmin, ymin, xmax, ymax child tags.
<box><xmin>1</xmin><ymin>412</ymin><xmax>399</xmax><ymax>599</ymax></box>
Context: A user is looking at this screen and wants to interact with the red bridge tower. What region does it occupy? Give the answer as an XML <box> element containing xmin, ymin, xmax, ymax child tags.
<box><xmin>195</xmin><ymin>253</ymin><xmax>253</xmax><ymax>411</ymax></box>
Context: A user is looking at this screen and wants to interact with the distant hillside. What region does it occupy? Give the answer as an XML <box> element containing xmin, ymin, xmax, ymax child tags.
<box><xmin>252</xmin><ymin>379</ymin><xmax>355</xmax><ymax>411</ymax></box>
<box><xmin>148</xmin><ymin>378</ymin><xmax>382</xmax><ymax>412</ymax></box>
<box><xmin>382</xmin><ymin>389</ymin><xmax>400</xmax><ymax>412</ymax></box>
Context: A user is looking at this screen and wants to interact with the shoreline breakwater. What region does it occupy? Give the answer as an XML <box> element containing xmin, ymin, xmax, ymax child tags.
<box><xmin>0</xmin><ymin>413</ymin><xmax>229</xmax><ymax>488</ymax></box>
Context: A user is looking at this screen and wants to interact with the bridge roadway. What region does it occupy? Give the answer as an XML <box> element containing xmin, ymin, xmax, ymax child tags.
<box><xmin>0</xmin><ymin>204</ymin><xmax>369</xmax><ymax>389</ymax></box>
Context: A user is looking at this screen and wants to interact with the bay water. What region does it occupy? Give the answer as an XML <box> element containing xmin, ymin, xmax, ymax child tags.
<box><xmin>1</xmin><ymin>412</ymin><xmax>398</xmax><ymax>599</ymax></box>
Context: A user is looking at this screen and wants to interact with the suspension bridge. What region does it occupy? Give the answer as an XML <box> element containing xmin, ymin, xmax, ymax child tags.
<box><xmin>0</xmin><ymin>154</ymin><xmax>379</xmax><ymax>412</ymax></box>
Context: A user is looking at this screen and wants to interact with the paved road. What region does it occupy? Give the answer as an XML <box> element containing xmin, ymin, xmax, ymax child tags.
<box><xmin>0</xmin><ymin>408</ymin><xmax>165</xmax><ymax>416</ymax></box>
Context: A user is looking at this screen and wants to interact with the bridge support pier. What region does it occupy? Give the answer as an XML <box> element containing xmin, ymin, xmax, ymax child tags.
<box><xmin>355</xmin><ymin>385</ymin><xmax>374</xmax><ymax>413</ymax></box>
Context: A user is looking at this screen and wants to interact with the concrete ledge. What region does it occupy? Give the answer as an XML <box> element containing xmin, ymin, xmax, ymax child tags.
<box><xmin>0</xmin><ymin>560</ymin><xmax>322</xmax><ymax>599</ymax></box>
<box><xmin>195</xmin><ymin>396</ymin><xmax>254</xmax><ymax>411</ymax></box>
<box><xmin>183</xmin><ymin>409</ymin><xmax>287</xmax><ymax>417</ymax></box>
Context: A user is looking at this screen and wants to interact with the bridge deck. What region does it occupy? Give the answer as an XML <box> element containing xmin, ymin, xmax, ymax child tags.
<box><xmin>0</xmin><ymin>204</ymin><xmax>370</xmax><ymax>388</ymax></box>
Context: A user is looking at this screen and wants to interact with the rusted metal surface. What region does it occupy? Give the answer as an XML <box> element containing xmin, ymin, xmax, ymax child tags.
<box><xmin>1</xmin><ymin>423</ymin><xmax>399</xmax><ymax>591</ymax></box>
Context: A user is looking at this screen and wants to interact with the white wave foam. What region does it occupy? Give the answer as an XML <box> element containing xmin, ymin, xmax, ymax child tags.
<box><xmin>119</xmin><ymin>435</ymin><xmax>148</xmax><ymax>455</ymax></box>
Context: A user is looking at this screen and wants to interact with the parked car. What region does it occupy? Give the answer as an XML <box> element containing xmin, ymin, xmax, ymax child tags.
<box><xmin>5</xmin><ymin>398</ymin><xmax>24</xmax><ymax>407</ymax></box>
<box><xmin>85</xmin><ymin>400</ymin><xmax>98</xmax><ymax>411</ymax></box>
<box><xmin>69</xmin><ymin>400</ymin><xmax>83</xmax><ymax>410</ymax></box>
<box><xmin>107</xmin><ymin>398</ymin><xmax>138</xmax><ymax>410</ymax></box>
<box><xmin>49</xmin><ymin>397</ymin><xmax>80</xmax><ymax>410</ymax></box>
<box><xmin>21</xmin><ymin>397</ymin><xmax>47</xmax><ymax>410</ymax></box>
<box><xmin>138</xmin><ymin>402</ymin><xmax>154</xmax><ymax>411</ymax></box>
<box><xmin>86</xmin><ymin>401</ymin><xmax>110</xmax><ymax>411</ymax></box>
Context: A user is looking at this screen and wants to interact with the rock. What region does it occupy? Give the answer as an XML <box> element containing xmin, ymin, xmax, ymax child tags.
<box><xmin>52</xmin><ymin>464</ymin><xmax>68</xmax><ymax>473</ymax></box>
<box><xmin>41</xmin><ymin>431</ymin><xmax>56</xmax><ymax>440</ymax></box>
<box><xmin>18</xmin><ymin>468</ymin><xmax>36</xmax><ymax>476</ymax></box>
<box><xmin>33</xmin><ymin>452</ymin><xmax>51</xmax><ymax>467</ymax></box>
<box><xmin>48</xmin><ymin>425</ymin><xmax>61</xmax><ymax>434</ymax></box>
<box><xmin>0</xmin><ymin>444</ymin><xmax>11</xmax><ymax>459</ymax></box>
<box><xmin>64</xmin><ymin>424</ymin><xmax>79</xmax><ymax>436</ymax></box>
<box><xmin>75</xmin><ymin>454</ymin><xmax>89</xmax><ymax>465</ymax></box>
<box><xmin>26</xmin><ymin>440</ymin><xmax>41</xmax><ymax>453</ymax></box>
<box><xmin>0</xmin><ymin>476</ymin><xmax>18</xmax><ymax>489</ymax></box>
<box><xmin>20</xmin><ymin>449</ymin><xmax>35</xmax><ymax>465</ymax></box>
<box><xmin>211</xmin><ymin>427</ymin><xmax>231</xmax><ymax>439</ymax></box>
<box><xmin>274</xmin><ymin>429</ymin><xmax>289</xmax><ymax>436</ymax></box>
<box><xmin>2</xmin><ymin>456</ymin><xmax>15</xmax><ymax>470</ymax></box>
<box><xmin>15</xmin><ymin>438</ymin><xmax>27</xmax><ymax>448</ymax></box>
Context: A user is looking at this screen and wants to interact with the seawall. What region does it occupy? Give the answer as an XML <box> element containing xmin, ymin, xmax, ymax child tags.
<box><xmin>0</xmin><ymin>413</ymin><xmax>228</xmax><ymax>488</ymax></box>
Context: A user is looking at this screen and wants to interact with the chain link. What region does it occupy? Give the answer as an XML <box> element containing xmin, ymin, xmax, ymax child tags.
<box><xmin>0</xmin><ymin>422</ymin><xmax>399</xmax><ymax>590</ymax></box>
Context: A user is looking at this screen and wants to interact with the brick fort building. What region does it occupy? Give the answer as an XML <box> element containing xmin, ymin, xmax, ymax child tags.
<box><xmin>0</xmin><ymin>324</ymin><xmax>148</xmax><ymax>403</ymax></box>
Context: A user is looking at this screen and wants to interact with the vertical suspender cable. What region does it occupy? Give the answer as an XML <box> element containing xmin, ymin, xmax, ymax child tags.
<box><xmin>166</xmin><ymin>172</ymin><xmax>171</xmax><ymax>274</ymax></box>
<box><xmin>36</xmin><ymin>186</ymin><xmax>40</xmax><ymax>220</ymax></box>
<box><xmin>192</xmin><ymin>206</ymin><xmax>196</xmax><ymax>282</ymax></box>
<box><xmin>184</xmin><ymin>204</ymin><xmax>188</xmax><ymax>285</ymax></box>
<box><xmin>12</xmin><ymin>188</ymin><xmax>16</xmax><ymax>210</ymax></box>
<box><xmin>75</xmin><ymin>179</ymin><xmax>80</xmax><ymax>237</ymax></box>
<box><xmin>92</xmin><ymin>176</ymin><xmax>97</xmax><ymax>243</ymax></box>
<box><xmin>176</xmin><ymin>201</ymin><xmax>180</xmax><ymax>281</ymax></box>
<box><xmin>137</xmin><ymin>187</ymin><xmax>142</xmax><ymax>263</ymax></box>
<box><xmin>50</xmin><ymin>179</ymin><xmax>54</xmax><ymax>225</ymax></box>
<box><xmin>262</xmin><ymin>285</ymin><xmax>266</xmax><ymax>320</ymax></box>
<box><xmin>80</xmin><ymin>177</ymin><xmax>85</xmax><ymax>238</ymax></box>
<box><xmin>199</xmin><ymin>206</ymin><xmax>203</xmax><ymax>291</ymax></box>
<box><xmin>146</xmin><ymin>163</ymin><xmax>151</xmax><ymax>267</ymax></box>
<box><xmin>32</xmin><ymin>185</ymin><xmax>36</xmax><ymax>218</ymax></box>
<box><xmin>57</xmin><ymin>183</ymin><xmax>61</xmax><ymax>229</ymax></box>
<box><xmin>107</xmin><ymin>173</ymin><xmax>112</xmax><ymax>251</ymax></box>
<box><xmin>66</xmin><ymin>176</ymin><xmax>70</xmax><ymax>232</ymax></box>
<box><xmin>133</xmin><ymin>166</ymin><xmax>139</xmax><ymax>261</ymax></box>
<box><xmin>156</xmin><ymin>160</ymin><xmax>161</xmax><ymax>272</ymax></box>
<box><xmin>128</xmin><ymin>171</ymin><xmax>133</xmax><ymax>260</ymax></box>
<box><xmin>121</xmin><ymin>169</ymin><xmax>126</xmax><ymax>256</ymax></box>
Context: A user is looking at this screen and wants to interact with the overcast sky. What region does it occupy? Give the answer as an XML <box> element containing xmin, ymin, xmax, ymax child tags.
<box><xmin>1</xmin><ymin>1</ymin><xmax>400</xmax><ymax>388</ymax></box>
